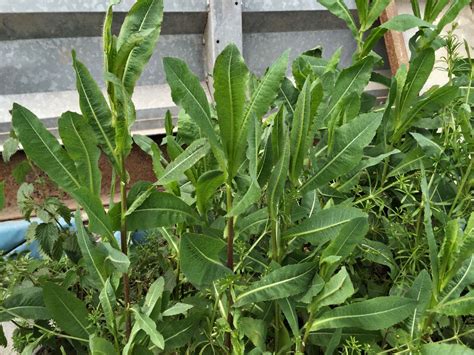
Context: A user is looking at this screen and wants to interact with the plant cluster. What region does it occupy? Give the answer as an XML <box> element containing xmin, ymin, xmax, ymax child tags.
<box><xmin>0</xmin><ymin>0</ymin><xmax>473</xmax><ymax>354</ymax></box>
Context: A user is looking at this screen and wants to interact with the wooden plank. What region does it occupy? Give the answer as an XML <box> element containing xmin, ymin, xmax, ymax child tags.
<box><xmin>380</xmin><ymin>1</ymin><xmax>409</xmax><ymax>75</ymax></box>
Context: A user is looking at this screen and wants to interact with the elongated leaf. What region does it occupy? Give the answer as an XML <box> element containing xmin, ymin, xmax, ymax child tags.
<box><xmin>72</xmin><ymin>52</ymin><xmax>117</xmax><ymax>166</ymax></box>
<box><xmin>159</xmin><ymin>138</ymin><xmax>209</xmax><ymax>184</ymax></box>
<box><xmin>406</xmin><ymin>270</ymin><xmax>432</xmax><ymax>339</ymax></box>
<box><xmin>278</xmin><ymin>298</ymin><xmax>300</xmax><ymax>337</ymax></box>
<box><xmin>228</xmin><ymin>178</ymin><xmax>261</xmax><ymax>217</ymax></box>
<box><xmin>161</xmin><ymin>314</ymin><xmax>201</xmax><ymax>351</ymax></box>
<box><xmin>73</xmin><ymin>188</ymin><xmax>116</xmax><ymax>246</ymax></box>
<box><xmin>439</xmin><ymin>256</ymin><xmax>474</xmax><ymax>305</ymax></box>
<box><xmin>436</xmin><ymin>290</ymin><xmax>474</xmax><ymax>316</ymax></box>
<box><xmin>322</xmin><ymin>217</ymin><xmax>368</xmax><ymax>261</ymax></box>
<box><xmin>116</xmin><ymin>0</ymin><xmax>164</xmax><ymax>94</ymax></box>
<box><xmin>290</xmin><ymin>79</ymin><xmax>321</xmax><ymax>183</ymax></box>
<box><xmin>421</xmin><ymin>167</ymin><xmax>440</xmax><ymax>293</ymax></box>
<box><xmin>11</xmin><ymin>104</ymin><xmax>81</xmax><ymax>193</ymax></box>
<box><xmin>180</xmin><ymin>233</ymin><xmax>231</xmax><ymax>287</ymax></box>
<box><xmin>302</xmin><ymin>112</ymin><xmax>382</xmax><ymax>192</ymax></box>
<box><xmin>75</xmin><ymin>211</ymin><xmax>107</xmax><ymax>288</ymax></box>
<box><xmin>422</xmin><ymin>343</ymin><xmax>474</xmax><ymax>355</ymax></box>
<box><xmin>239</xmin><ymin>317</ymin><xmax>267</xmax><ymax>352</ymax></box>
<box><xmin>127</xmin><ymin>190</ymin><xmax>198</xmax><ymax>230</ymax></box>
<box><xmin>103</xmin><ymin>243</ymin><xmax>130</xmax><ymax>273</ymax></box>
<box><xmin>397</xmin><ymin>48</ymin><xmax>435</xmax><ymax>119</ymax></box>
<box><xmin>324</xmin><ymin>55</ymin><xmax>378</xmax><ymax>123</ymax></box>
<box><xmin>234</xmin><ymin>263</ymin><xmax>316</xmax><ymax>307</ymax></box>
<box><xmin>434</xmin><ymin>0</ymin><xmax>470</xmax><ymax>35</ymax></box>
<box><xmin>196</xmin><ymin>170</ymin><xmax>225</xmax><ymax>215</ymax></box>
<box><xmin>318</xmin><ymin>0</ymin><xmax>358</xmax><ymax>37</ymax></box>
<box><xmin>58</xmin><ymin>112</ymin><xmax>101</xmax><ymax>195</ymax></box>
<box><xmin>312</xmin><ymin>267</ymin><xmax>354</xmax><ymax>309</ymax></box>
<box><xmin>268</xmin><ymin>131</ymin><xmax>290</xmax><ymax>219</ymax></box>
<box><xmin>237</xmin><ymin>51</ymin><xmax>289</xmax><ymax>165</ymax></box>
<box><xmin>163</xmin><ymin>303</ymin><xmax>193</xmax><ymax>317</ymax></box>
<box><xmin>283</xmin><ymin>206</ymin><xmax>366</xmax><ymax>244</ymax></box>
<box><xmin>310</xmin><ymin>296</ymin><xmax>416</xmax><ymax>331</ymax></box>
<box><xmin>0</xmin><ymin>287</ymin><xmax>50</xmax><ymax>322</ymax></box>
<box><xmin>214</xmin><ymin>44</ymin><xmax>250</xmax><ymax>179</ymax></box>
<box><xmin>99</xmin><ymin>278</ymin><xmax>117</xmax><ymax>336</ymax></box>
<box><xmin>362</xmin><ymin>15</ymin><xmax>431</xmax><ymax>56</ymax></box>
<box><xmin>131</xmin><ymin>309</ymin><xmax>165</xmax><ymax>350</ymax></box>
<box><xmin>163</xmin><ymin>57</ymin><xmax>224</xmax><ymax>166</ymax></box>
<box><xmin>365</xmin><ymin>0</ymin><xmax>392</xmax><ymax>29</ymax></box>
<box><xmin>90</xmin><ymin>336</ymin><xmax>117</xmax><ymax>355</ymax></box>
<box><xmin>142</xmin><ymin>277</ymin><xmax>164</xmax><ymax>317</ymax></box>
<box><xmin>42</xmin><ymin>282</ymin><xmax>94</xmax><ymax>339</ymax></box>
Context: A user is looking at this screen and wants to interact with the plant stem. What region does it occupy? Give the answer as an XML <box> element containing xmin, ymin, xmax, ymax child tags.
<box><xmin>225</xmin><ymin>183</ymin><xmax>234</xmax><ymax>352</ymax></box>
<box><xmin>119</xmin><ymin>162</ymin><xmax>131</xmax><ymax>340</ymax></box>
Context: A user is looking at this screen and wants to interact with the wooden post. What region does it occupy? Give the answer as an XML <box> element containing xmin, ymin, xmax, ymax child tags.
<box><xmin>380</xmin><ymin>1</ymin><xmax>409</xmax><ymax>75</ymax></box>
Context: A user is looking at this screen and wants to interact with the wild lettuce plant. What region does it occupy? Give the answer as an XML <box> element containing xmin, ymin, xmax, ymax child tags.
<box><xmin>0</xmin><ymin>0</ymin><xmax>473</xmax><ymax>354</ymax></box>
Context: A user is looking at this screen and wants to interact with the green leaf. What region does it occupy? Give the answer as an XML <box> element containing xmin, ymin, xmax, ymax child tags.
<box><xmin>421</xmin><ymin>166</ymin><xmax>440</xmax><ymax>293</ymax></box>
<box><xmin>11</xmin><ymin>104</ymin><xmax>81</xmax><ymax>193</ymax></box>
<box><xmin>196</xmin><ymin>170</ymin><xmax>225</xmax><ymax>215</ymax></box>
<box><xmin>362</xmin><ymin>15</ymin><xmax>431</xmax><ymax>56</ymax></box>
<box><xmin>73</xmin><ymin>188</ymin><xmax>116</xmax><ymax>246</ymax></box>
<box><xmin>103</xmin><ymin>243</ymin><xmax>130</xmax><ymax>273</ymax></box>
<box><xmin>127</xmin><ymin>190</ymin><xmax>199</xmax><ymax>230</ymax></box>
<box><xmin>312</xmin><ymin>267</ymin><xmax>354</xmax><ymax>309</ymax></box>
<box><xmin>364</xmin><ymin>0</ymin><xmax>392</xmax><ymax>29</ymax></box>
<box><xmin>310</xmin><ymin>296</ymin><xmax>416</xmax><ymax>331</ymax></box>
<box><xmin>433</xmin><ymin>0</ymin><xmax>470</xmax><ymax>35</ymax></box>
<box><xmin>411</xmin><ymin>132</ymin><xmax>443</xmax><ymax>158</ymax></box>
<box><xmin>436</xmin><ymin>290</ymin><xmax>474</xmax><ymax>316</ymax></box>
<box><xmin>162</xmin><ymin>303</ymin><xmax>193</xmax><ymax>317</ymax></box>
<box><xmin>0</xmin><ymin>287</ymin><xmax>50</xmax><ymax>322</ymax></box>
<box><xmin>90</xmin><ymin>336</ymin><xmax>117</xmax><ymax>355</ymax></box>
<box><xmin>278</xmin><ymin>298</ymin><xmax>300</xmax><ymax>338</ymax></box>
<box><xmin>42</xmin><ymin>282</ymin><xmax>94</xmax><ymax>339</ymax></box>
<box><xmin>397</xmin><ymin>48</ymin><xmax>435</xmax><ymax>120</ymax></box>
<box><xmin>439</xmin><ymin>256</ymin><xmax>474</xmax><ymax>305</ymax></box>
<box><xmin>180</xmin><ymin>233</ymin><xmax>231</xmax><ymax>287</ymax></box>
<box><xmin>35</xmin><ymin>223</ymin><xmax>60</xmax><ymax>258</ymax></box>
<box><xmin>214</xmin><ymin>43</ymin><xmax>250</xmax><ymax>179</ymax></box>
<box><xmin>58</xmin><ymin>112</ymin><xmax>101</xmax><ymax>195</ymax></box>
<box><xmin>161</xmin><ymin>314</ymin><xmax>201</xmax><ymax>351</ymax></box>
<box><xmin>234</xmin><ymin>263</ymin><xmax>316</xmax><ymax>307</ymax></box>
<box><xmin>99</xmin><ymin>278</ymin><xmax>117</xmax><ymax>336</ymax></box>
<box><xmin>227</xmin><ymin>178</ymin><xmax>261</xmax><ymax>217</ymax></box>
<box><xmin>317</xmin><ymin>0</ymin><xmax>358</xmax><ymax>38</ymax></box>
<box><xmin>324</xmin><ymin>55</ymin><xmax>379</xmax><ymax>124</ymax></box>
<box><xmin>283</xmin><ymin>206</ymin><xmax>367</xmax><ymax>244</ymax></box>
<box><xmin>302</xmin><ymin>112</ymin><xmax>382</xmax><ymax>192</ymax></box>
<box><xmin>322</xmin><ymin>217</ymin><xmax>368</xmax><ymax>260</ymax></box>
<box><xmin>142</xmin><ymin>277</ymin><xmax>164</xmax><ymax>317</ymax></box>
<box><xmin>406</xmin><ymin>270</ymin><xmax>432</xmax><ymax>339</ymax></box>
<box><xmin>290</xmin><ymin>79</ymin><xmax>321</xmax><ymax>183</ymax></box>
<box><xmin>422</xmin><ymin>343</ymin><xmax>474</xmax><ymax>355</ymax></box>
<box><xmin>163</xmin><ymin>57</ymin><xmax>224</xmax><ymax>166</ymax></box>
<box><xmin>116</xmin><ymin>0</ymin><xmax>164</xmax><ymax>94</ymax></box>
<box><xmin>72</xmin><ymin>52</ymin><xmax>117</xmax><ymax>167</ymax></box>
<box><xmin>239</xmin><ymin>317</ymin><xmax>267</xmax><ymax>352</ymax></box>
<box><xmin>2</xmin><ymin>136</ymin><xmax>19</xmax><ymax>163</ymax></box>
<box><xmin>159</xmin><ymin>138</ymin><xmax>209</xmax><ymax>185</ymax></box>
<box><xmin>131</xmin><ymin>309</ymin><xmax>165</xmax><ymax>350</ymax></box>
<box><xmin>268</xmin><ymin>131</ymin><xmax>290</xmax><ymax>219</ymax></box>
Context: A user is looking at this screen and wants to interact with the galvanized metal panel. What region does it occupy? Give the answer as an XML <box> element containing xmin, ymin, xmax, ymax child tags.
<box><xmin>0</xmin><ymin>0</ymin><xmax>208</xmax><ymax>13</ymax></box>
<box><xmin>242</xmin><ymin>0</ymin><xmax>356</xmax><ymax>12</ymax></box>
<box><xmin>0</xmin><ymin>34</ymin><xmax>205</xmax><ymax>96</ymax></box>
